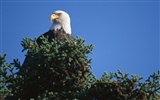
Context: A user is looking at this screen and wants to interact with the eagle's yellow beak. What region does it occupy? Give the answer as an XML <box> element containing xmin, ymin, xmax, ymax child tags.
<box><xmin>50</xmin><ymin>14</ymin><xmax>59</xmax><ymax>22</ymax></box>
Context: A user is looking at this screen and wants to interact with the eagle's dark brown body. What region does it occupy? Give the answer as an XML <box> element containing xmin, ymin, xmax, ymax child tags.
<box><xmin>37</xmin><ymin>28</ymin><xmax>73</xmax><ymax>45</ymax></box>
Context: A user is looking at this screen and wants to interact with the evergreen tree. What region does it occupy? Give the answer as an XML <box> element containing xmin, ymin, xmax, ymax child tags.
<box><xmin>0</xmin><ymin>36</ymin><xmax>159</xmax><ymax>100</ymax></box>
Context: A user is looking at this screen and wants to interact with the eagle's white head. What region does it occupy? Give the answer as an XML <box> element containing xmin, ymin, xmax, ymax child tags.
<box><xmin>49</xmin><ymin>10</ymin><xmax>71</xmax><ymax>34</ymax></box>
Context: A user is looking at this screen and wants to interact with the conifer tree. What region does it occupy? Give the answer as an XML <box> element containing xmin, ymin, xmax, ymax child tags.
<box><xmin>0</xmin><ymin>36</ymin><xmax>159</xmax><ymax>100</ymax></box>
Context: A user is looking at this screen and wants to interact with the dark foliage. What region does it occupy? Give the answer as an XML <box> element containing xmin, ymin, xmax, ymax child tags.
<box><xmin>83</xmin><ymin>70</ymin><xmax>160</xmax><ymax>100</ymax></box>
<box><xmin>0</xmin><ymin>36</ymin><xmax>159</xmax><ymax>100</ymax></box>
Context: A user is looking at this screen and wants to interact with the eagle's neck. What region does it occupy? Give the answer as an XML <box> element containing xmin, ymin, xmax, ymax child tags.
<box><xmin>49</xmin><ymin>21</ymin><xmax>71</xmax><ymax>34</ymax></box>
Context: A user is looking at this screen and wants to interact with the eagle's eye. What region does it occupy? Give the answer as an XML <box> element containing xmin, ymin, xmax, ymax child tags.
<box><xmin>57</xmin><ymin>13</ymin><xmax>61</xmax><ymax>16</ymax></box>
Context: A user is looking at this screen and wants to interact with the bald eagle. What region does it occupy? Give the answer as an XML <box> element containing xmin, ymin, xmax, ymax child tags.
<box><xmin>37</xmin><ymin>10</ymin><xmax>73</xmax><ymax>44</ymax></box>
<box><xmin>22</xmin><ymin>10</ymin><xmax>73</xmax><ymax>66</ymax></box>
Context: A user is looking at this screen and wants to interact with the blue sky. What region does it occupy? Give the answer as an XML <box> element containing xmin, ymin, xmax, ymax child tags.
<box><xmin>0</xmin><ymin>0</ymin><xmax>159</xmax><ymax>79</ymax></box>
